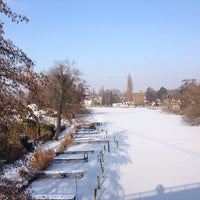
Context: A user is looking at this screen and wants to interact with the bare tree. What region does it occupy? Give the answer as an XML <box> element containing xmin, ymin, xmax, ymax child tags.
<box><xmin>0</xmin><ymin>1</ymin><xmax>45</xmax><ymax>199</ymax></box>
<box><xmin>180</xmin><ymin>79</ymin><xmax>200</xmax><ymax>120</ymax></box>
<box><xmin>0</xmin><ymin>0</ymin><xmax>46</xmax><ymax>127</ymax></box>
<box><xmin>145</xmin><ymin>87</ymin><xmax>157</xmax><ymax>104</ymax></box>
<box><xmin>44</xmin><ymin>60</ymin><xmax>86</xmax><ymax>140</ymax></box>
<box><xmin>100</xmin><ymin>89</ymin><xmax>121</xmax><ymax>106</ymax></box>
<box><xmin>157</xmin><ymin>87</ymin><xmax>168</xmax><ymax>101</ymax></box>
<box><xmin>126</xmin><ymin>73</ymin><xmax>133</xmax><ymax>102</ymax></box>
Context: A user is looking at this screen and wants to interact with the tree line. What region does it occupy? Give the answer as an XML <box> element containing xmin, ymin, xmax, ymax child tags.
<box><xmin>0</xmin><ymin>0</ymin><xmax>87</xmax><ymax>164</ymax></box>
<box><xmin>93</xmin><ymin>74</ymin><xmax>200</xmax><ymax>123</ymax></box>
<box><xmin>1</xmin><ymin>0</ymin><xmax>200</xmax><ymax>164</ymax></box>
<box><xmin>1</xmin><ymin>1</ymin><xmax>88</xmax><ymax>198</ymax></box>
<box><xmin>145</xmin><ymin>79</ymin><xmax>200</xmax><ymax>122</ymax></box>
<box><xmin>1</xmin><ymin>1</ymin><xmax>199</xmax><ymax>199</ymax></box>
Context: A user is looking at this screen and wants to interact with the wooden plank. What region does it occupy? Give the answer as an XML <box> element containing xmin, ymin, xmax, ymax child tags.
<box><xmin>56</xmin><ymin>154</ymin><xmax>86</xmax><ymax>159</ymax></box>
<box><xmin>73</xmin><ymin>139</ymin><xmax>109</xmax><ymax>145</ymax></box>
<box><xmin>54</xmin><ymin>153</ymin><xmax>88</xmax><ymax>163</ymax></box>
<box><xmin>76</xmin><ymin>128</ymin><xmax>96</xmax><ymax>132</ymax></box>
<box><xmin>42</xmin><ymin>170</ymin><xmax>85</xmax><ymax>178</ymax></box>
<box><xmin>54</xmin><ymin>158</ymin><xmax>87</xmax><ymax>163</ymax></box>
<box><xmin>75</xmin><ymin>130</ymin><xmax>100</xmax><ymax>135</ymax></box>
<box><xmin>32</xmin><ymin>193</ymin><xmax>77</xmax><ymax>200</ymax></box>
<box><xmin>73</xmin><ymin>139</ymin><xmax>109</xmax><ymax>144</ymax></box>
<box><xmin>63</xmin><ymin>150</ymin><xmax>94</xmax><ymax>154</ymax></box>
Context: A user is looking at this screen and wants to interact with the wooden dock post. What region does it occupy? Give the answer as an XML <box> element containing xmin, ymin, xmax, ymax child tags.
<box><xmin>94</xmin><ymin>188</ymin><xmax>97</xmax><ymax>200</ymax></box>
<box><xmin>97</xmin><ymin>176</ymin><xmax>101</xmax><ymax>189</ymax></box>
<box><xmin>101</xmin><ymin>166</ymin><xmax>104</xmax><ymax>178</ymax></box>
<box><xmin>108</xmin><ymin>141</ymin><xmax>110</xmax><ymax>153</ymax></box>
<box><xmin>100</xmin><ymin>158</ymin><xmax>103</xmax><ymax>170</ymax></box>
<box><xmin>116</xmin><ymin>140</ymin><xmax>119</xmax><ymax>148</ymax></box>
<box><xmin>100</xmin><ymin>151</ymin><xmax>104</xmax><ymax>162</ymax></box>
<box><xmin>84</xmin><ymin>152</ymin><xmax>88</xmax><ymax>162</ymax></box>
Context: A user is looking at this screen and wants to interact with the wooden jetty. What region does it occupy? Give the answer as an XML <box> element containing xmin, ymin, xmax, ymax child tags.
<box><xmin>41</xmin><ymin>170</ymin><xmax>85</xmax><ymax>178</ymax></box>
<box><xmin>54</xmin><ymin>152</ymin><xmax>88</xmax><ymax>163</ymax></box>
<box><xmin>73</xmin><ymin>139</ymin><xmax>109</xmax><ymax>145</ymax></box>
<box><xmin>32</xmin><ymin>193</ymin><xmax>77</xmax><ymax>200</ymax></box>
<box><xmin>63</xmin><ymin>150</ymin><xmax>94</xmax><ymax>154</ymax></box>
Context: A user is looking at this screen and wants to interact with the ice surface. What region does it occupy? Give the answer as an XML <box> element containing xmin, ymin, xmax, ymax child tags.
<box><xmin>30</xmin><ymin>107</ymin><xmax>200</xmax><ymax>200</ymax></box>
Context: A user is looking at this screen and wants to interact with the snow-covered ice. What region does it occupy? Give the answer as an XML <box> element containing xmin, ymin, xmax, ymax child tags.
<box><xmin>29</xmin><ymin>107</ymin><xmax>200</xmax><ymax>200</ymax></box>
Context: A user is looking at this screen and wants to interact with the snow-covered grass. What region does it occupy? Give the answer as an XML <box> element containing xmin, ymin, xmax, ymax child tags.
<box><xmin>29</xmin><ymin>107</ymin><xmax>200</xmax><ymax>200</ymax></box>
<box><xmin>2</xmin><ymin>128</ymin><xmax>71</xmax><ymax>187</ymax></box>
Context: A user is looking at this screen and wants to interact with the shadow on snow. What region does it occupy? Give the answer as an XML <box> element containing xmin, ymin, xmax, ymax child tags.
<box><xmin>97</xmin><ymin>128</ymin><xmax>132</xmax><ymax>200</ymax></box>
<box><xmin>118</xmin><ymin>182</ymin><xmax>200</xmax><ymax>200</ymax></box>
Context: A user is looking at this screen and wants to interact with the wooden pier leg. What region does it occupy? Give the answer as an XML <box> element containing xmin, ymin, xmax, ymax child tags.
<box><xmin>84</xmin><ymin>152</ymin><xmax>88</xmax><ymax>162</ymax></box>
<box><xmin>97</xmin><ymin>176</ymin><xmax>101</xmax><ymax>189</ymax></box>
<box><xmin>101</xmin><ymin>151</ymin><xmax>104</xmax><ymax>162</ymax></box>
<box><xmin>116</xmin><ymin>141</ymin><xmax>119</xmax><ymax>148</ymax></box>
<box><xmin>94</xmin><ymin>188</ymin><xmax>97</xmax><ymax>200</ymax></box>
<box><xmin>100</xmin><ymin>158</ymin><xmax>103</xmax><ymax>170</ymax></box>
<box><xmin>104</xmin><ymin>144</ymin><xmax>106</xmax><ymax>152</ymax></box>
<box><xmin>100</xmin><ymin>151</ymin><xmax>104</xmax><ymax>162</ymax></box>
<box><xmin>108</xmin><ymin>141</ymin><xmax>110</xmax><ymax>153</ymax></box>
<box><xmin>101</xmin><ymin>166</ymin><xmax>104</xmax><ymax>178</ymax></box>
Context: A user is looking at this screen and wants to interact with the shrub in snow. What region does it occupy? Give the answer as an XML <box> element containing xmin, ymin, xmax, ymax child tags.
<box><xmin>55</xmin><ymin>132</ymin><xmax>74</xmax><ymax>155</ymax></box>
<box><xmin>29</xmin><ymin>149</ymin><xmax>55</xmax><ymax>170</ymax></box>
<box><xmin>61</xmin><ymin>132</ymin><xmax>74</xmax><ymax>147</ymax></box>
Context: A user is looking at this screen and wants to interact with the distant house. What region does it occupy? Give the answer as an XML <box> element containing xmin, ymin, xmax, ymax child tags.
<box><xmin>84</xmin><ymin>93</ymin><xmax>102</xmax><ymax>107</ymax></box>
<box><xmin>84</xmin><ymin>99</ymin><xmax>93</xmax><ymax>107</ymax></box>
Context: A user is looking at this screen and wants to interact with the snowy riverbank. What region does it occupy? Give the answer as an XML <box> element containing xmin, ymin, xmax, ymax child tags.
<box><xmin>30</xmin><ymin>107</ymin><xmax>200</xmax><ymax>200</ymax></box>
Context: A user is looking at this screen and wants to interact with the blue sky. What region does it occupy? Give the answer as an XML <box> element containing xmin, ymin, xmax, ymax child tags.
<box><xmin>3</xmin><ymin>0</ymin><xmax>200</xmax><ymax>92</ymax></box>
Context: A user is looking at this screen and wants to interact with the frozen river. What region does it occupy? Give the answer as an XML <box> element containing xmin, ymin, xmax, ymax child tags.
<box><xmin>91</xmin><ymin>107</ymin><xmax>200</xmax><ymax>200</ymax></box>
<box><xmin>30</xmin><ymin>107</ymin><xmax>200</xmax><ymax>200</ymax></box>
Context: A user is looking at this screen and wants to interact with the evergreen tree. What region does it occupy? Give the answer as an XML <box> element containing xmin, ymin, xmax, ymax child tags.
<box><xmin>126</xmin><ymin>73</ymin><xmax>133</xmax><ymax>102</ymax></box>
